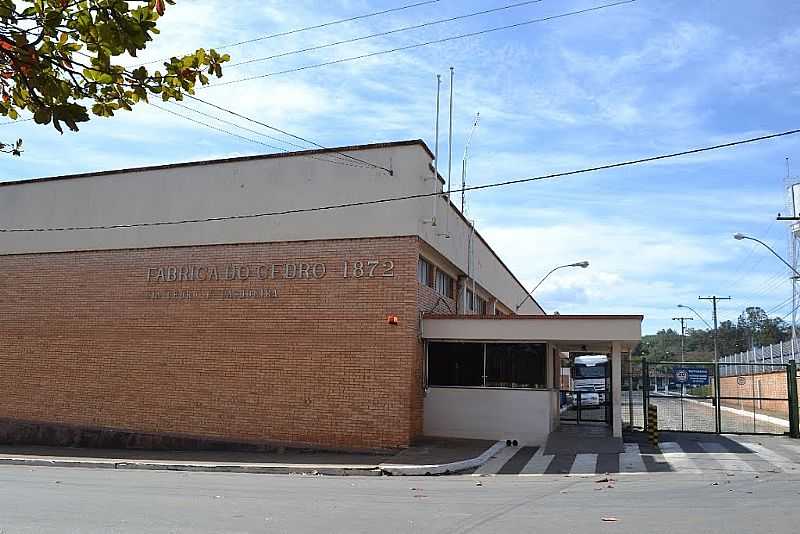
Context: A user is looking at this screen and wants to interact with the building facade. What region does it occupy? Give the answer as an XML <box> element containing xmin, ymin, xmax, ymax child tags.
<box><xmin>2</xmin><ymin>140</ymin><xmax>589</xmax><ymax>451</ymax></box>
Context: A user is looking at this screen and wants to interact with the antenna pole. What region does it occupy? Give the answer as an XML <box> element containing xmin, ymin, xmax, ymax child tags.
<box><xmin>461</xmin><ymin>112</ymin><xmax>480</xmax><ymax>214</ymax></box>
<box><xmin>432</xmin><ymin>74</ymin><xmax>441</xmax><ymax>226</ymax></box>
<box><xmin>447</xmin><ymin>67</ymin><xmax>454</xmax><ymax>199</ymax></box>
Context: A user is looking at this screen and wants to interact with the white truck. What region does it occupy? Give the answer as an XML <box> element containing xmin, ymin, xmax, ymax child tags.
<box><xmin>571</xmin><ymin>354</ymin><xmax>609</xmax><ymax>406</ymax></box>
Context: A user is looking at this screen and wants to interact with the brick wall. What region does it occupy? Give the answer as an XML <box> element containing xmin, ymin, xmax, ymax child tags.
<box><xmin>0</xmin><ymin>236</ymin><xmax>433</xmax><ymax>450</ymax></box>
<box><xmin>720</xmin><ymin>372</ymin><xmax>800</xmax><ymax>416</ymax></box>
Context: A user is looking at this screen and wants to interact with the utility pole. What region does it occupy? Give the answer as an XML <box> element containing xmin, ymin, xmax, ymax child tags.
<box><xmin>699</xmin><ymin>296</ymin><xmax>731</xmax><ymax>364</ymax></box>
<box><xmin>672</xmin><ymin>316</ymin><xmax>693</xmax><ymax>363</ymax></box>
<box><xmin>700</xmin><ymin>295</ymin><xmax>730</xmax><ymax>432</ymax></box>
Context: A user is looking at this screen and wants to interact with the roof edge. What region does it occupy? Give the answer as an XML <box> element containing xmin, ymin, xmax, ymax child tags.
<box><xmin>423</xmin><ymin>314</ymin><xmax>644</xmax><ymax>321</ymax></box>
<box><xmin>0</xmin><ymin>139</ymin><xmax>433</xmax><ymax>187</ymax></box>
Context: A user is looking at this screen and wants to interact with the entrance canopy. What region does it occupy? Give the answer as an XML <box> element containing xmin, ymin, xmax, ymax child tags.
<box><xmin>421</xmin><ymin>314</ymin><xmax>642</xmax><ymax>442</ymax></box>
<box><xmin>422</xmin><ymin>314</ymin><xmax>642</xmax><ymax>352</ymax></box>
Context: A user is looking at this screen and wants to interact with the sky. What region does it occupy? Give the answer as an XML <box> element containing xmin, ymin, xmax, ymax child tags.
<box><xmin>2</xmin><ymin>0</ymin><xmax>800</xmax><ymax>335</ymax></box>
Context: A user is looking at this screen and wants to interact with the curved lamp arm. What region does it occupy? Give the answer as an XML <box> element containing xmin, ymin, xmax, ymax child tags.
<box><xmin>677</xmin><ymin>304</ymin><xmax>712</xmax><ymax>329</ymax></box>
<box><xmin>734</xmin><ymin>233</ymin><xmax>800</xmax><ymax>278</ymax></box>
<box><xmin>516</xmin><ymin>261</ymin><xmax>589</xmax><ymax>312</ymax></box>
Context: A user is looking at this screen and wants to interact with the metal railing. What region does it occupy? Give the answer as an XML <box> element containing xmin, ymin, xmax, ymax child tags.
<box><xmin>720</xmin><ymin>339</ymin><xmax>800</xmax><ymax>376</ymax></box>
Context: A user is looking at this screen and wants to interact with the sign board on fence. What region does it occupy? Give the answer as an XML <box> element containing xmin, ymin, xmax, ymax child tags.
<box><xmin>672</xmin><ymin>367</ymin><xmax>710</xmax><ymax>386</ymax></box>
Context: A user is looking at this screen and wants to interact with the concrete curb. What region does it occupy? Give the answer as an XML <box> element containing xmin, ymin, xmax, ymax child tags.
<box><xmin>379</xmin><ymin>441</ymin><xmax>506</xmax><ymax>476</ymax></box>
<box><xmin>0</xmin><ymin>457</ymin><xmax>382</xmax><ymax>476</ymax></box>
<box><xmin>0</xmin><ymin>441</ymin><xmax>507</xmax><ymax>477</ymax></box>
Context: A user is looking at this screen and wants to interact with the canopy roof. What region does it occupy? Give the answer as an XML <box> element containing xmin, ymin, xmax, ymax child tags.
<box><xmin>422</xmin><ymin>314</ymin><xmax>643</xmax><ymax>352</ymax></box>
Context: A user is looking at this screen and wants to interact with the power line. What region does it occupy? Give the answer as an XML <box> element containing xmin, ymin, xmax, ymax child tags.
<box><xmin>183</xmin><ymin>94</ymin><xmax>393</xmax><ymax>174</ymax></box>
<box><xmin>136</xmin><ymin>0</ymin><xmax>442</xmax><ymax>67</ymax></box>
<box><xmin>165</xmin><ymin>100</ymin><xmax>369</xmax><ymax>167</ymax></box>
<box><xmin>227</xmin><ymin>0</ymin><xmax>546</xmax><ymax>69</ymax></box>
<box><xmin>208</xmin><ymin>0</ymin><xmax>637</xmax><ymax>88</ymax></box>
<box><xmin>765</xmin><ymin>295</ymin><xmax>793</xmax><ymax>315</ymax></box>
<box><xmin>3</xmin><ymin>126</ymin><xmax>800</xmax><ymax>233</ymax></box>
<box><xmin>148</xmin><ymin>102</ymin><xmax>372</xmax><ymax>171</ymax></box>
<box><xmin>0</xmin><ymin>118</ymin><xmax>34</xmax><ymax>126</ymax></box>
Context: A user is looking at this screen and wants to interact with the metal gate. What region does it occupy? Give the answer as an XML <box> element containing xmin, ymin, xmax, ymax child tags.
<box><xmin>561</xmin><ymin>357</ymin><xmax>612</xmax><ymax>425</ymax></box>
<box><xmin>637</xmin><ymin>358</ymin><xmax>800</xmax><ymax>436</ymax></box>
<box><xmin>561</xmin><ymin>388</ymin><xmax>611</xmax><ymax>425</ymax></box>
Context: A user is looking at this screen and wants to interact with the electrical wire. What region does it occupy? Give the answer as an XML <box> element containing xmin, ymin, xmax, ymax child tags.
<box><xmin>2</xmin><ymin>126</ymin><xmax>800</xmax><ymax>233</ymax></box>
<box><xmin>0</xmin><ymin>118</ymin><xmax>34</xmax><ymax>126</ymax></box>
<box><xmin>136</xmin><ymin>0</ymin><xmax>442</xmax><ymax>67</ymax></box>
<box><xmin>165</xmin><ymin>100</ymin><xmax>370</xmax><ymax>167</ymax></box>
<box><xmin>147</xmin><ymin>102</ymin><xmax>371</xmax><ymax>171</ymax></box>
<box><xmin>227</xmin><ymin>0</ymin><xmax>546</xmax><ymax>69</ymax></box>
<box><xmin>207</xmin><ymin>0</ymin><xmax>637</xmax><ymax>88</ymax></box>
<box><xmin>183</xmin><ymin>93</ymin><xmax>393</xmax><ymax>174</ymax></box>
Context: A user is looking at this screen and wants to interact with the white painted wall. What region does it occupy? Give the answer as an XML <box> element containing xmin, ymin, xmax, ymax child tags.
<box><xmin>423</xmin><ymin>387</ymin><xmax>555</xmax><ymax>445</ymax></box>
<box><xmin>423</xmin><ymin>316</ymin><xmax>642</xmax><ymax>349</ymax></box>
<box><xmin>0</xmin><ymin>141</ymin><xmax>542</xmax><ymax>314</ymax></box>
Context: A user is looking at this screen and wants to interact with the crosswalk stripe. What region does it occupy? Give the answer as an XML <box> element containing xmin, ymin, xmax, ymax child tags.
<box><xmin>498</xmin><ymin>446</ymin><xmax>539</xmax><ymax>474</ymax></box>
<box><xmin>659</xmin><ymin>442</ymin><xmax>702</xmax><ymax>473</ymax></box>
<box><xmin>473</xmin><ymin>445</ymin><xmax>521</xmax><ymax>475</ymax></box>
<box><xmin>519</xmin><ymin>447</ymin><xmax>554</xmax><ymax>475</ymax></box>
<box><xmin>736</xmin><ymin>442</ymin><xmax>799</xmax><ymax>473</ymax></box>
<box><xmin>620</xmin><ymin>443</ymin><xmax>647</xmax><ymax>473</ymax></box>
<box><xmin>697</xmin><ymin>442</ymin><xmax>756</xmax><ymax>472</ymax></box>
<box><xmin>569</xmin><ymin>453</ymin><xmax>598</xmax><ymax>474</ymax></box>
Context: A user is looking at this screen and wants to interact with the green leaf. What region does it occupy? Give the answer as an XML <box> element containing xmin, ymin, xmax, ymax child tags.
<box><xmin>33</xmin><ymin>108</ymin><xmax>52</xmax><ymax>124</ymax></box>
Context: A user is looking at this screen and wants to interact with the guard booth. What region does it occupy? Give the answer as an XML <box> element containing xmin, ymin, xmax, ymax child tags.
<box><xmin>421</xmin><ymin>314</ymin><xmax>642</xmax><ymax>446</ymax></box>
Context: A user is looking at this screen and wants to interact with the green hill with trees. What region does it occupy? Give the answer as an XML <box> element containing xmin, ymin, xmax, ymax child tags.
<box><xmin>636</xmin><ymin>306</ymin><xmax>794</xmax><ymax>362</ymax></box>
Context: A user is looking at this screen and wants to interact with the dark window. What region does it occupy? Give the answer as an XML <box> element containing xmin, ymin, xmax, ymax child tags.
<box><xmin>428</xmin><ymin>342</ymin><xmax>484</xmax><ymax>386</ymax></box>
<box><xmin>486</xmin><ymin>343</ymin><xmax>546</xmax><ymax>388</ymax></box>
<box><xmin>475</xmin><ymin>295</ymin><xmax>487</xmax><ymax>315</ymax></box>
<box><xmin>417</xmin><ymin>257</ymin><xmax>433</xmax><ymax>287</ymax></box>
<box><xmin>572</xmin><ymin>363</ymin><xmax>607</xmax><ymax>379</ymax></box>
<box><xmin>435</xmin><ymin>270</ymin><xmax>454</xmax><ymax>299</ymax></box>
<box><xmin>466</xmin><ymin>289</ymin><xmax>474</xmax><ymax>311</ymax></box>
<box><xmin>428</xmin><ymin>342</ymin><xmax>547</xmax><ymax>388</ymax></box>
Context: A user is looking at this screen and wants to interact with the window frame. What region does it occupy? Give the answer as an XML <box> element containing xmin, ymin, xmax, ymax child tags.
<box><xmin>417</xmin><ymin>256</ymin><xmax>434</xmax><ymax>288</ymax></box>
<box><xmin>426</xmin><ymin>341</ymin><xmax>549</xmax><ymax>390</ymax></box>
<box><xmin>434</xmin><ymin>269</ymin><xmax>454</xmax><ymax>299</ymax></box>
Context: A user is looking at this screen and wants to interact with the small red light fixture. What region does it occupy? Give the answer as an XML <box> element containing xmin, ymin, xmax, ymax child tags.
<box><xmin>387</xmin><ymin>315</ymin><xmax>399</xmax><ymax>325</ymax></box>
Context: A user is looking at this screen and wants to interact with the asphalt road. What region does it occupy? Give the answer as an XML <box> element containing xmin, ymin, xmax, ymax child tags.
<box><xmin>0</xmin><ymin>466</ymin><xmax>798</xmax><ymax>533</ymax></box>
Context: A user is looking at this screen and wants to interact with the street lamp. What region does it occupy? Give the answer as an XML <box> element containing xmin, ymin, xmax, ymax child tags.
<box><xmin>677</xmin><ymin>304</ymin><xmax>712</xmax><ymax>329</ymax></box>
<box><xmin>733</xmin><ymin>232</ymin><xmax>799</xmax><ymax>357</ymax></box>
<box><xmin>733</xmin><ymin>233</ymin><xmax>800</xmax><ymax>277</ymax></box>
<box><xmin>515</xmin><ymin>261</ymin><xmax>590</xmax><ymax>312</ymax></box>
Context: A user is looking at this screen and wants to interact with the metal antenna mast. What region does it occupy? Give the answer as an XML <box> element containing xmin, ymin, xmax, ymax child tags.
<box><xmin>461</xmin><ymin>112</ymin><xmax>480</xmax><ymax>214</ymax></box>
<box><xmin>777</xmin><ymin>157</ymin><xmax>800</xmax><ymax>358</ymax></box>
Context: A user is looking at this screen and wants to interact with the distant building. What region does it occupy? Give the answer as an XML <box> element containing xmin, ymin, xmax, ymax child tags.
<box><xmin>0</xmin><ymin>140</ymin><xmax>640</xmax><ymax>450</ymax></box>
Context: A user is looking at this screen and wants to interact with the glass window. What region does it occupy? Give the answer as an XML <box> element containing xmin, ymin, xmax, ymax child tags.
<box><xmin>428</xmin><ymin>342</ymin><xmax>484</xmax><ymax>386</ymax></box>
<box><xmin>417</xmin><ymin>257</ymin><xmax>433</xmax><ymax>287</ymax></box>
<box><xmin>486</xmin><ymin>343</ymin><xmax>547</xmax><ymax>388</ymax></box>
<box><xmin>572</xmin><ymin>362</ymin><xmax>607</xmax><ymax>379</ymax></box>
<box><xmin>466</xmin><ymin>288</ymin><xmax>474</xmax><ymax>311</ymax></box>
<box><xmin>435</xmin><ymin>270</ymin><xmax>454</xmax><ymax>299</ymax></box>
<box><xmin>427</xmin><ymin>342</ymin><xmax>547</xmax><ymax>388</ymax></box>
<box><xmin>475</xmin><ymin>295</ymin><xmax>487</xmax><ymax>315</ymax></box>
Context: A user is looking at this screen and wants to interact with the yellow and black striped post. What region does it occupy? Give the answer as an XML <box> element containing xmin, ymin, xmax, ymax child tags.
<box><xmin>647</xmin><ymin>404</ymin><xmax>659</xmax><ymax>446</ymax></box>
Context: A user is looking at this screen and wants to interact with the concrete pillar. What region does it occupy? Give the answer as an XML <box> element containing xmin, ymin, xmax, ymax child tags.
<box><xmin>612</xmin><ymin>341</ymin><xmax>623</xmax><ymax>438</ymax></box>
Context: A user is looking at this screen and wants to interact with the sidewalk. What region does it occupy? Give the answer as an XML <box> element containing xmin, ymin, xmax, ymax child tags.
<box><xmin>0</xmin><ymin>437</ymin><xmax>501</xmax><ymax>477</ymax></box>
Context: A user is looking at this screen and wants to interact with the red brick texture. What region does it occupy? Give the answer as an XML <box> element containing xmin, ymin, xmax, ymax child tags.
<box><xmin>720</xmin><ymin>372</ymin><xmax>800</xmax><ymax>416</ymax></box>
<box><xmin>0</xmin><ymin>235</ymin><xmax>447</xmax><ymax>450</ymax></box>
